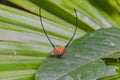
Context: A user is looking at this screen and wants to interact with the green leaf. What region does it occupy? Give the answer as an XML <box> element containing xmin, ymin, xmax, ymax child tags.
<box><xmin>0</xmin><ymin>70</ymin><xmax>35</xmax><ymax>80</ymax></box>
<box><xmin>0</xmin><ymin>55</ymin><xmax>42</xmax><ymax>80</ymax></box>
<box><xmin>99</xmin><ymin>58</ymin><xmax>120</xmax><ymax>80</ymax></box>
<box><xmin>36</xmin><ymin>27</ymin><xmax>120</xmax><ymax>80</ymax></box>
<box><xmin>56</xmin><ymin>0</ymin><xmax>111</xmax><ymax>28</ymax></box>
<box><xmin>89</xmin><ymin>0</ymin><xmax>120</xmax><ymax>27</ymax></box>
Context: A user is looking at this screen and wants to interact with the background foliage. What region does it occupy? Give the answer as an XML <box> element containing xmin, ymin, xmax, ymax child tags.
<box><xmin>0</xmin><ymin>0</ymin><xmax>120</xmax><ymax>80</ymax></box>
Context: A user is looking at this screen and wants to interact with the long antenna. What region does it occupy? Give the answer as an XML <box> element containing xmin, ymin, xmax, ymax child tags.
<box><xmin>65</xmin><ymin>8</ymin><xmax>78</xmax><ymax>48</ymax></box>
<box><xmin>39</xmin><ymin>8</ymin><xmax>55</xmax><ymax>48</ymax></box>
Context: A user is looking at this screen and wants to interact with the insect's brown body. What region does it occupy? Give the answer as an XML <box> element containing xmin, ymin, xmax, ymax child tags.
<box><xmin>54</xmin><ymin>46</ymin><xmax>66</xmax><ymax>58</ymax></box>
<box><xmin>39</xmin><ymin>8</ymin><xmax>78</xmax><ymax>58</ymax></box>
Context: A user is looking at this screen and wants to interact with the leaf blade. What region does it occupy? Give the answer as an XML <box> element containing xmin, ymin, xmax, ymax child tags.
<box><xmin>36</xmin><ymin>27</ymin><xmax>120</xmax><ymax>80</ymax></box>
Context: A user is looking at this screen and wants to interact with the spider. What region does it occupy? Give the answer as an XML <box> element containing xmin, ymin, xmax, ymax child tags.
<box><xmin>39</xmin><ymin>8</ymin><xmax>78</xmax><ymax>58</ymax></box>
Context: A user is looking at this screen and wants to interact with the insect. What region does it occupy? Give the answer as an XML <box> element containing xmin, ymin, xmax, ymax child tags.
<box><xmin>39</xmin><ymin>8</ymin><xmax>78</xmax><ymax>58</ymax></box>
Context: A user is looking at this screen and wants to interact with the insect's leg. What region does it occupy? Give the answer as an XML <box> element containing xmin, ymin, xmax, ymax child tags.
<box><xmin>48</xmin><ymin>50</ymin><xmax>55</xmax><ymax>57</ymax></box>
<box><xmin>48</xmin><ymin>50</ymin><xmax>54</xmax><ymax>55</ymax></box>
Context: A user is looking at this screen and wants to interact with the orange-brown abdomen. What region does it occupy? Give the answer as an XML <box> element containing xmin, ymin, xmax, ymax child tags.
<box><xmin>54</xmin><ymin>46</ymin><xmax>66</xmax><ymax>58</ymax></box>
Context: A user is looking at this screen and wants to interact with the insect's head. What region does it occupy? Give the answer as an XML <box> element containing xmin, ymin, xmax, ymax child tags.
<box><xmin>56</xmin><ymin>53</ymin><xmax>62</xmax><ymax>58</ymax></box>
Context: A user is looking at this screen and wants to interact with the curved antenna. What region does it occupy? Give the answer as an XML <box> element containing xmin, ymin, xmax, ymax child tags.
<box><xmin>39</xmin><ymin>8</ymin><xmax>55</xmax><ymax>48</ymax></box>
<box><xmin>65</xmin><ymin>8</ymin><xmax>78</xmax><ymax>48</ymax></box>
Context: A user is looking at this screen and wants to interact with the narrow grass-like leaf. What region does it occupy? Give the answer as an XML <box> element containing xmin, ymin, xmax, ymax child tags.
<box><xmin>0</xmin><ymin>70</ymin><xmax>35</xmax><ymax>80</ymax></box>
<box><xmin>0</xmin><ymin>55</ymin><xmax>43</xmax><ymax>71</ymax></box>
<box><xmin>50</xmin><ymin>0</ymin><xmax>111</xmax><ymax>28</ymax></box>
<box><xmin>0</xmin><ymin>7</ymin><xmax>83</xmax><ymax>40</ymax></box>
<box><xmin>29</xmin><ymin>0</ymin><xmax>94</xmax><ymax>32</ymax></box>
<box><xmin>90</xmin><ymin>0</ymin><xmax>120</xmax><ymax>27</ymax></box>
